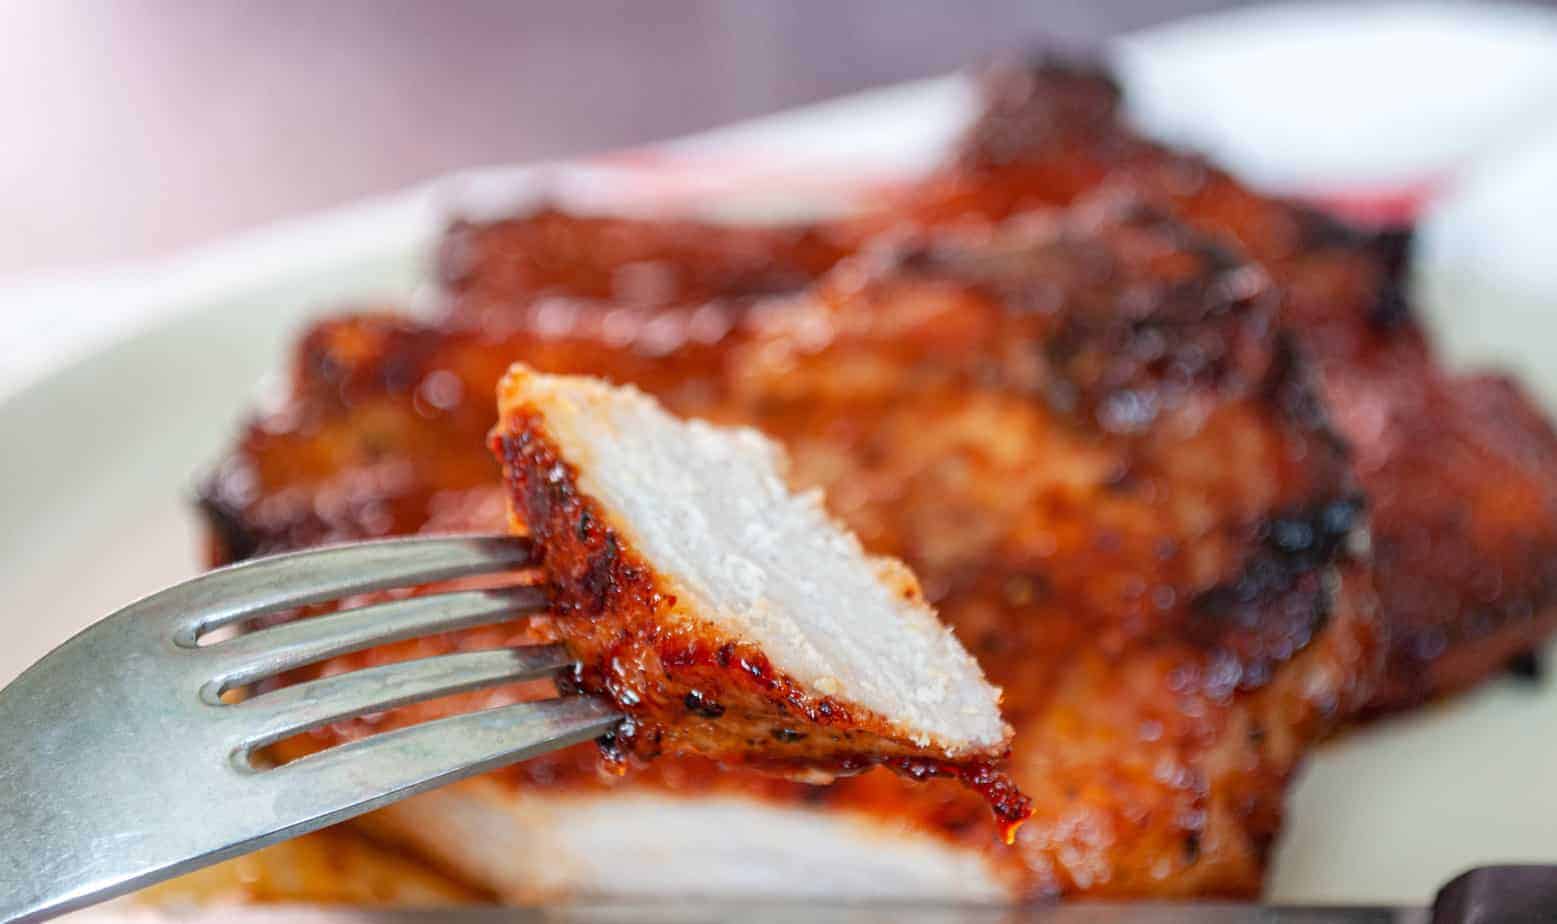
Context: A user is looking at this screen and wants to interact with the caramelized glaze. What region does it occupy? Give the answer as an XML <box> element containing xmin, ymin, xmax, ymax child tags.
<box><xmin>877</xmin><ymin>56</ymin><xmax>1557</xmax><ymax>712</ymax></box>
<box><xmin>204</xmin><ymin>200</ymin><xmax>1377</xmax><ymax>896</ymax></box>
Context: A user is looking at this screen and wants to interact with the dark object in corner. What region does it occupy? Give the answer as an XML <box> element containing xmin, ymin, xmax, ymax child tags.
<box><xmin>1434</xmin><ymin>865</ymin><xmax>1557</xmax><ymax>924</ymax></box>
<box><xmin>1506</xmin><ymin>650</ymin><xmax>1543</xmax><ymax>683</ymax></box>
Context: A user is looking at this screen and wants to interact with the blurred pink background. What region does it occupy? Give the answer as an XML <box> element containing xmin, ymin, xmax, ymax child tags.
<box><xmin>0</xmin><ymin>0</ymin><xmax>1257</xmax><ymax>277</ymax></box>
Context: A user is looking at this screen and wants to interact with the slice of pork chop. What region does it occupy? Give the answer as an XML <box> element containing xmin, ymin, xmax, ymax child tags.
<box><xmin>489</xmin><ymin>366</ymin><xmax>1026</xmax><ymax>829</ymax></box>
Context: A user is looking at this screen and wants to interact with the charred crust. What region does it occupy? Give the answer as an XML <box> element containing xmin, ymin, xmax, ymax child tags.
<box><xmin>1292</xmin><ymin>206</ymin><xmax>1371</xmax><ymax>252</ymax></box>
<box><xmin>195</xmin><ymin>474</ymin><xmax>263</xmax><ymax>564</ymax></box>
<box><xmin>1189</xmin><ymin>495</ymin><xmax>1364</xmax><ymax>687</ymax></box>
<box><xmin>298</xmin><ymin>315</ymin><xmax>445</xmax><ymax>404</ymax></box>
<box><xmin>1507</xmin><ymin>650</ymin><xmax>1544</xmax><ymax>683</ymax></box>
<box><xmin>1370</xmin><ymin>225</ymin><xmax>1419</xmax><ymax>333</ymax></box>
<box><xmin>892</xmin><ymin>197</ymin><xmax>1283</xmax><ymax>436</ymax></box>
<box><xmin>579</xmin><ymin>532</ymin><xmax>621</xmax><ymax>616</ymax></box>
<box><xmin>1264</xmin><ymin>334</ymin><xmax>1352</xmax><ymax>459</ymax></box>
<box><xmin>1367</xmin><ymin>281</ymin><xmax>1414</xmax><ymax>332</ymax></box>
<box><xmin>1182</xmin><ymin>831</ymin><xmax>1202</xmax><ymax>864</ymax></box>
<box><xmin>1265</xmin><ymin>498</ymin><xmax>1363</xmax><ymax>570</ymax></box>
<box><xmin>1361</xmin><ymin>224</ymin><xmax>1416</xmax><ymax>333</ymax></box>
<box><xmin>1369</xmin><ymin>226</ymin><xmax>1415</xmax><ymax>284</ymax></box>
<box><xmin>683</xmin><ymin>689</ymin><xmax>726</xmax><ymax>718</ymax></box>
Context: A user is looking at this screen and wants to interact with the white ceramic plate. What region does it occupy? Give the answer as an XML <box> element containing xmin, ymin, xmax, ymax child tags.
<box><xmin>7</xmin><ymin>3</ymin><xmax>1557</xmax><ymax>906</ymax></box>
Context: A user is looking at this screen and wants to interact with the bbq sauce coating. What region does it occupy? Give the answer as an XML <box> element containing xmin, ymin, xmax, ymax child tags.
<box><xmin>441</xmin><ymin>208</ymin><xmax>849</xmax><ymax>328</ymax></box>
<box><xmin>203</xmin><ymin>200</ymin><xmax>1378</xmax><ymax>897</ymax></box>
<box><xmin>881</xmin><ymin>55</ymin><xmax>1557</xmax><ymax>713</ymax></box>
<box><xmin>724</xmin><ymin>204</ymin><xmax>1378</xmax><ymax>893</ymax></box>
<box><xmin>489</xmin><ymin>402</ymin><xmax>1031</xmax><ymax>833</ymax></box>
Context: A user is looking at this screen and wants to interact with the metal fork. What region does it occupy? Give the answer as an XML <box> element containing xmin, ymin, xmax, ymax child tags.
<box><xmin>0</xmin><ymin>534</ymin><xmax>621</xmax><ymax>924</ymax></box>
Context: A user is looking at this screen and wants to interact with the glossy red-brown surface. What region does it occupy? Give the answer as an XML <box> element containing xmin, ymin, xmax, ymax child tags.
<box><xmin>489</xmin><ymin>400</ymin><xmax>1029</xmax><ymax>832</ymax></box>
<box><xmin>881</xmin><ymin>56</ymin><xmax>1557</xmax><ymax>713</ymax></box>
<box><xmin>723</xmin><ymin>206</ymin><xmax>1379</xmax><ymax>893</ymax></box>
<box><xmin>204</xmin><ymin>210</ymin><xmax>847</xmax><ymax>560</ymax></box>
<box><xmin>204</xmin><ymin>200</ymin><xmax>1378</xmax><ymax>896</ymax></box>
<box><xmin>440</xmin><ymin>208</ymin><xmax>849</xmax><ymax>327</ymax></box>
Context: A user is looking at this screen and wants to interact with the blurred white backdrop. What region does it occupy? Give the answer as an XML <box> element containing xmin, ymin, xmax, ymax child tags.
<box><xmin>0</xmin><ymin>0</ymin><xmax>1248</xmax><ymax>277</ymax></box>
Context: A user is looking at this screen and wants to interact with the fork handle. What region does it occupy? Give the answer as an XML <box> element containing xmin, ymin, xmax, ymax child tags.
<box><xmin>0</xmin><ymin>618</ymin><xmax>225</xmax><ymax>922</ymax></box>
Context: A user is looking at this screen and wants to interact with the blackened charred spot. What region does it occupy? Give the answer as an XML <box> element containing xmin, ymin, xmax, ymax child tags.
<box><xmin>1266</xmin><ymin>498</ymin><xmax>1361</xmax><ymax>570</ymax></box>
<box><xmin>504</xmin><ymin>420</ymin><xmax>621</xmax><ymax>617</ymax></box>
<box><xmin>798</xmin><ymin>785</ymin><xmax>831</xmax><ymax>806</ymax></box>
<box><xmin>771</xmin><ymin>727</ymin><xmax>808</xmax><ymax>743</ymax></box>
<box><xmin>683</xmin><ymin>689</ymin><xmax>726</xmax><ymax>719</ymax></box>
<box><xmin>555</xmin><ymin>663</ymin><xmax>586</xmax><ymax>696</ymax></box>
<box><xmin>196</xmin><ymin>483</ymin><xmax>263</xmax><ymax>564</ymax></box>
<box><xmin>501</xmin><ymin>427</ymin><xmax>570</xmax><ymax>536</ymax></box>
<box><xmin>893</xmin><ymin>243</ymin><xmax>939</xmax><ymax>276</ymax></box>
<box><xmin>1293</xmin><ymin>206</ymin><xmax>1370</xmax><ymax>252</ymax></box>
<box><xmin>1040</xmin><ymin>216</ymin><xmax>1275</xmax><ymax>431</ymax></box>
<box><xmin>1265</xmin><ymin>334</ymin><xmax>1352</xmax><ymax>458</ymax></box>
<box><xmin>598</xmin><ymin>715</ymin><xmax>659</xmax><ymax>766</ymax></box>
<box><xmin>1155</xmin><ymin>212</ymin><xmax>1248</xmax><ymax>279</ymax></box>
<box><xmin>1370</xmin><ymin>226</ymin><xmax>1415</xmax><ymax>283</ymax></box>
<box><xmin>578</xmin><ymin>533</ymin><xmax>619</xmax><ymax>615</ymax></box>
<box><xmin>1507</xmin><ymin>650</ymin><xmax>1544</xmax><ymax>683</ymax></box>
<box><xmin>739</xmin><ymin>654</ymin><xmax>774</xmax><ymax>687</ymax></box>
<box><xmin>1297</xmin><ymin>217</ymin><xmax>1413</xmax><ymax>332</ymax></box>
<box><xmin>1183</xmin><ymin>831</ymin><xmax>1202</xmax><ymax>864</ymax></box>
<box><xmin>302</xmin><ymin>321</ymin><xmax>439</xmax><ymax>403</ymax></box>
<box><xmin>977</xmin><ymin>630</ymin><xmax>1011</xmax><ymax>657</ymax></box>
<box><xmin>380</xmin><ymin>352</ymin><xmax>422</xmax><ymax>394</ymax></box>
<box><xmin>715</xmin><ymin>643</ymin><xmax>735</xmax><ymax>668</ymax></box>
<box><xmin>1368</xmin><ymin>278</ymin><xmax>1414</xmax><ymax>332</ymax></box>
<box><xmin>1016</xmin><ymin>53</ymin><xmax>1121</xmax><ymax>98</ymax></box>
<box><xmin>595</xmin><ymin>722</ymin><xmax>627</xmax><ymax>765</ymax></box>
<box><xmin>1189</xmin><ymin>496</ymin><xmax>1364</xmax><ymax>683</ymax></box>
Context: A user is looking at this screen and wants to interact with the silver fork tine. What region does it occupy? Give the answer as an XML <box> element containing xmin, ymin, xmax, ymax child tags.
<box><xmin>228</xmin><ymin>645</ymin><xmax>575</xmax><ymax>758</ymax></box>
<box><xmin>0</xmin><ymin>534</ymin><xmax>623</xmax><ymax>923</ymax></box>
<box><xmin>200</xmin><ymin>586</ymin><xmax>549</xmax><ymax>699</ymax></box>
<box><xmin>157</xmin><ymin>535</ymin><xmax>536</xmax><ymax>646</ymax></box>
<box><xmin>251</xmin><ymin>696</ymin><xmax>618</xmax><ymax>834</ymax></box>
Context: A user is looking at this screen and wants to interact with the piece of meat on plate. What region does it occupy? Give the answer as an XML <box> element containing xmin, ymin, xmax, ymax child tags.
<box><xmin>202</xmin><ymin>196</ymin><xmax>1379</xmax><ymax>899</ymax></box>
<box><xmin>490</xmin><ymin>364</ymin><xmax>1026</xmax><ymax>831</ymax></box>
<box><xmin>881</xmin><ymin>54</ymin><xmax>1557</xmax><ymax>713</ymax></box>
